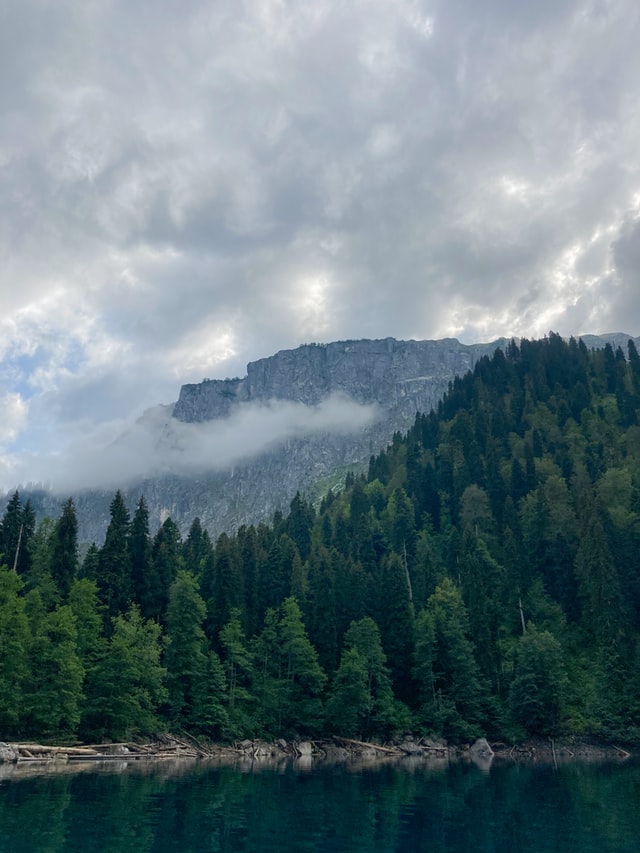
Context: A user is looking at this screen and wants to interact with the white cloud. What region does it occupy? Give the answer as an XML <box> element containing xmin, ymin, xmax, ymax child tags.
<box><xmin>5</xmin><ymin>395</ymin><xmax>379</xmax><ymax>494</ymax></box>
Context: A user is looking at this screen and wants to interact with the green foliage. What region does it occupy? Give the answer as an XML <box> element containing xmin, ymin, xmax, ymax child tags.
<box><xmin>219</xmin><ymin>609</ymin><xmax>254</xmax><ymax>737</ymax></box>
<box><xmin>5</xmin><ymin>334</ymin><xmax>640</xmax><ymax>744</ymax></box>
<box><xmin>326</xmin><ymin>648</ymin><xmax>371</xmax><ymax>737</ymax></box>
<box><xmin>414</xmin><ymin>579</ymin><xmax>485</xmax><ymax>742</ymax></box>
<box><xmin>24</xmin><ymin>603</ymin><xmax>84</xmax><ymax>738</ymax></box>
<box><xmin>49</xmin><ymin>498</ymin><xmax>79</xmax><ymax>599</ymax></box>
<box><xmin>0</xmin><ymin>567</ymin><xmax>30</xmax><ymax>733</ymax></box>
<box><xmin>341</xmin><ymin>616</ymin><xmax>403</xmax><ymax>737</ymax></box>
<box><xmin>82</xmin><ymin>605</ymin><xmax>167</xmax><ymax>741</ymax></box>
<box><xmin>509</xmin><ymin>626</ymin><xmax>568</xmax><ymax>736</ymax></box>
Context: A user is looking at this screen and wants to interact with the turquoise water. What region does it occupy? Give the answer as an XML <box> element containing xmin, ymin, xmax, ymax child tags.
<box><xmin>1</xmin><ymin>757</ymin><xmax>639</xmax><ymax>852</ymax></box>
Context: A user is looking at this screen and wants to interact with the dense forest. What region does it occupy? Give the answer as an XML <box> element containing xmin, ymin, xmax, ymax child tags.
<box><xmin>2</xmin><ymin>333</ymin><xmax>640</xmax><ymax>746</ymax></box>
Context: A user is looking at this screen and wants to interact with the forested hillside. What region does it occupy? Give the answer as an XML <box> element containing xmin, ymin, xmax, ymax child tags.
<box><xmin>2</xmin><ymin>333</ymin><xmax>640</xmax><ymax>746</ymax></box>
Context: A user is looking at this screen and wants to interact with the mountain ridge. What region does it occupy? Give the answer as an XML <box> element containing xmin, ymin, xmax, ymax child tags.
<box><xmin>13</xmin><ymin>333</ymin><xmax>639</xmax><ymax>543</ymax></box>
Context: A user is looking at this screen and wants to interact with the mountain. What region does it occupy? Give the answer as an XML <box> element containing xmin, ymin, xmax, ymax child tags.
<box><xmin>17</xmin><ymin>334</ymin><xmax>639</xmax><ymax>544</ymax></box>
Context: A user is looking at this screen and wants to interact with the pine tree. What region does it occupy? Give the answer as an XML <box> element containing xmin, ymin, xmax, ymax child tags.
<box><xmin>304</xmin><ymin>544</ymin><xmax>338</xmax><ymax>673</ymax></box>
<box><xmin>277</xmin><ymin>597</ymin><xmax>327</xmax><ymax>735</ymax></box>
<box><xmin>129</xmin><ymin>496</ymin><xmax>151</xmax><ymax>611</ymax></box>
<box><xmin>83</xmin><ymin>605</ymin><xmax>167</xmax><ymax>741</ymax></box>
<box><xmin>414</xmin><ymin>579</ymin><xmax>485</xmax><ymax>742</ymax></box>
<box><xmin>165</xmin><ymin>570</ymin><xmax>226</xmax><ymax>733</ymax></box>
<box><xmin>145</xmin><ymin>517</ymin><xmax>182</xmax><ymax>624</ymax></box>
<box><xmin>326</xmin><ymin>648</ymin><xmax>371</xmax><ymax>737</ymax></box>
<box><xmin>509</xmin><ymin>625</ymin><xmax>567</xmax><ymax>736</ymax></box>
<box><xmin>0</xmin><ymin>567</ymin><xmax>31</xmax><ymax>734</ymax></box>
<box><xmin>24</xmin><ymin>603</ymin><xmax>84</xmax><ymax>738</ymax></box>
<box><xmin>0</xmin><ymin>491</ymin><xmax>24</xmax><ymax>571</ymax></box>
<box><xmin>219</xmin><ymin>609</ymin><xmax>255</xmax><ymax>737</ymax></box>
<box><xmin>49</xmin><ymin>498</ymin><xmax>79</xmax><ymax>599</ymax></box>
<box><xmin>98</xmin><ymin>491</ymin><xmax>133</xmax><ymax>623</ymax></box>
<box><xmin>342</xmin><ymin>616</ymin><xmax>399</xmax><ymax>737</ymax></box>
<box><xmin>378</xmin><ymin>552</ymin><xmax>414</xmax><ymax>699</ymax></box>
<box><xmin>207</xmin><ymin>532</ymin><xmax>244</xmax><ymax>643</ymax></box>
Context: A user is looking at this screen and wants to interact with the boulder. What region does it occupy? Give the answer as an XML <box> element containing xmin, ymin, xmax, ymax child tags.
<box><xmin>469</xmin><ymin>738</ymin><xmax>494</xmax><ymax>759</ymax></box>
<box><xmin>0</xmin><ymin>743</ymin><xmax>18</xmax><ymax>763</ymax></box>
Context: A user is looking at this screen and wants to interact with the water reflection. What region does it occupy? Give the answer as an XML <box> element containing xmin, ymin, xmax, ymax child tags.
<box><xmin>0</xmin><ymin>757</ymin><xmax>639</xmax><ymax>852</ymax></box>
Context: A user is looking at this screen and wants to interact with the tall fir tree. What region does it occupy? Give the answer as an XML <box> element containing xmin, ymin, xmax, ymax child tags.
<box><xmin>98</xmin><ymin>491</ymin><xmax>133</xmax><ymax>624</ymax></box>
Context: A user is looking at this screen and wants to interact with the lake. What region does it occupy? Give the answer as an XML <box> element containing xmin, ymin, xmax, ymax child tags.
<box><xmin>1</xmin><ymin>756</ymin><xmax>639</xmax><ymax>852</ymax></box>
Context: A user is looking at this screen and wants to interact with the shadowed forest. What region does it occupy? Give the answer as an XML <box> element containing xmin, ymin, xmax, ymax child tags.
<box><xmin>2</xmin><ymin>334</ymin><xmax>640</xmax><ymax>746</ymax></box>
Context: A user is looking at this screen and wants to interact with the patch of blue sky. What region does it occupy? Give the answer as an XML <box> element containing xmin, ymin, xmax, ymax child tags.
<box><xmin>0</xmin><ymin>337</ymin><xmax>88</xmax><ymax>399</ymax></box>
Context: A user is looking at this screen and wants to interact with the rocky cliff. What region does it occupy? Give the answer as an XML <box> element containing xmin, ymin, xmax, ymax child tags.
<box><xmin>125</xmin><ymin>337</ymin><xmax>506</xmax><ymax>540</ymax></box>
<box><xmin>173</xmin><ymin>338</ymin><xmax>503</xmax><ymax>421</ymax></box>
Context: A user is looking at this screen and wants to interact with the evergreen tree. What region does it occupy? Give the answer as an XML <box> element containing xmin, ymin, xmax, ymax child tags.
<box><xmin>145</xmin><ymin>517</ymin><xmax>182</xmax><ymax>623</ymax></box>
<box><xmin>98</xmin><ymin>491</ymin><xmax>133</xmax><ymax>623</ymax></box>
<box><xmin>0</xmin><ymin>567</ymin><xmax>30</xmax><ymax>734</ymax></box>
<box><xmin>182</xmin><ymin>517</ymin><xmax>213</xmax><ymax>579</ymax></box>
<box><xmin>68</xmin><ymin>577</ymin><xmax>105</xmax><ymax>723</ymax></box>
<box><xmin>251</xmin><ymin>598</ymin><xmax>327</xmax><ymax>737</ymax></box>
<box><xmin>49</xmin><ymin>498</ymin><xmax>79</xmax><ymax>599</ymax></box>
<box><xmin>277</xmin><ymin>597</ymin><xmax>327</xmax><ymax>735</ymax></box>
<box><xmin>129</xmin><ymin>496</ymin><xmax>151</xmax><ymax>611</ymax></box>
<box><xmin>509</xmin><ymin>625</ymin><xmax>567</xmax><ymax>736</ymax></box>
<box><xmin>83</xmin><ymin>605</ymin><xmax>167</xmax><ymax>741</ymax></box>
<box><xmin>285</xmin><ymin>492</ymin><xmax>314</xmax><ymax>562</ymax></box>
<box><xmin>414</xmin><ymin>579</ymin><xmax>485</xmax><ymax>742</ymax></box>
<box><xmin>207</xmin><ymin>532</ymin><xmax>244</xmax><ymax>643</ymax></box>
<box><xmin>378</xmin><ymin>552</ymin><xmax>414</xmax><ymax>699</ymax></box>
<box><xmin>304</xmin><ymin>544</ymin><xmax>338</xmax><ymax>673</ymax></box>
<box><xmin>164</xmin><ymin>570</ymin><xmax>226</xmax><ymax>734</ymax></box>
<box><xmin>219</xmin><ymin>609</ymin><xmax>254</xmax><ymax>737</ymax></box>
<box><xmin>24</xmin><ymin>602</ymin><xmax>84</xmax><ymax>738</ymax></box>
<box><xmin>342</xmin><ymin>616</ymin><xmax>400</xmax><ymax>737</ymax></box>
<box><xmin>0</xmin><ymin>492</ymin><xmax>24</xmax><ymax>572</ymax></box>
<box><xmin>326</xmin><ymin>648</ymin><xmax>371</xmax><ymax>737</ymax></box>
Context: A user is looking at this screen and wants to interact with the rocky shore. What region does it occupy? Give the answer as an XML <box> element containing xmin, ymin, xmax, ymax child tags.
<box><xmin>0</xmin><ymin>734</ymin><xmax>633</xmax><ymax>773</ymax></box>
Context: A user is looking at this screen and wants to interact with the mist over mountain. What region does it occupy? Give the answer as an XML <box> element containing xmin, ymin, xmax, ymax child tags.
<box><xmin>12</xmin><ymin>334</ymin><xmax>638</xmax><ymax>543</ymax></box>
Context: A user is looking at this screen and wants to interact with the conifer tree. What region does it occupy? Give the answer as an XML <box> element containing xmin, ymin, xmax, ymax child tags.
<box><xmin>414</xmin><ymin>579</ymin><xmax>484</xmax><ymax>742</ymax></box>
<box><xmin>146</xmin><ymin>517</ymin><xmax>182</xmax><ymax>623</ymax></box>
<box><xmin>378</xmin><ymin>552</ymin><xmax>414</xmax><ymax>699</ymax></box>
<box><xmin>342</xmin><ymin>616</ymin><xmax>399</xmax><ymax>737</ymax></box>
<box><xmin>164</xmin><ymin>570</ymin><xmax>228</xmax><ymax>735</ymax></box>
<box><xmin>49</xmin><ymin>497</ymin><xmax>79</xmax><ymax>599</ymax></box>
<box><xmin>98</xmin><ymin>491</ymin><xmax>133</xmax><ymax>623</ymax></box>
<box><xmin>220</xmin><ymin>609</ymin><xmax>254</xmax><ymax>737</ymax></box>
<box><xmin>326</xmin><ymin>647</ymin><xmax>371</xmax><ymax>737</ymax></box>
<box><xmin>129</xmin><ymin>496</ymin><xmax>151</xmax><ymax>611</ymax></box>
<box><xmin>0</xmin><ymin>491</ymin><xmax>24</xmax><ymax>571</ymax></box>
<box><xmin>0</xmin><ymin>567</ymin><xmax>30</xmax><ymax>734</ymax></box>
<box><xmin>509</xmin><ymin>625</ymin><xmax>567</xmax><ymax>736</ymax></box>
<box><xmin>24</xmin><ymin>602</ymin><xmax>84</xmax><ymax>738</ymax></box>
<box><xmin>83</xmin><ymin>605</ymin><xmax>167</xmax><ymax>741</ymax></box>
<box><xmin>205</xmin><ymin>532</ymin><xmax>244</xmax><ymax>643</ymax></box>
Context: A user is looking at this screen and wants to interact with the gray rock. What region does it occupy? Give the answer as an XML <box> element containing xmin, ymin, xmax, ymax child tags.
<box><xmin>469</xmin><ymin>738</ymin><xmax>494</xmax><ymax>759</ymax></box>
<box><xmin>398</xmin><ymin>739</ymin><xmax>423</xmax><ymax>755</ymax></box>
<box><xmin>297</xmin><ymin>741</ymin><xmax>313</xmax><ymax>756</ymax></box>
<box><xmin>0</xmin><ymin>743</ymin><xmax>18</xmax><ymax>763</ymax></box>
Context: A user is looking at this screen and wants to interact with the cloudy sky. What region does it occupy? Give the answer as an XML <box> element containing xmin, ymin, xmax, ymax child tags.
<box><xmin>1</xmin><ymin>0</ymin><xmax>640</xmax><ymax>492</ymax></box>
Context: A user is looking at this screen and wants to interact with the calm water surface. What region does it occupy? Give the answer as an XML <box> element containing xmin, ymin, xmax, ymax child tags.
<box><xmin>1</xmin><ymin>757</ymin><xmax>639</xmax><ymax>852</ymax></box>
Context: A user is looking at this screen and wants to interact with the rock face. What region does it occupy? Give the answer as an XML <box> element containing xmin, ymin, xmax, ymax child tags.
<box><xmin>143</xmin><ymin>338</ymin><xmax>506</xmax><ymax>540</ymax></box>
<box><xmin>173</xmin><ymin>338</ymin><xmax>502</xmax><ymax>422</ymax></box>
<box><xmin>19</xmin><ymin>333</ymin><xmax>639</xmax><ymax>544</ymax></box>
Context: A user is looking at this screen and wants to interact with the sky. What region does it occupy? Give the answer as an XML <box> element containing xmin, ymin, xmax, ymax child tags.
<box><xmin>1</xmin><ymin>0</ymin><xmax>640</xmax><ymax>493</ymax></box>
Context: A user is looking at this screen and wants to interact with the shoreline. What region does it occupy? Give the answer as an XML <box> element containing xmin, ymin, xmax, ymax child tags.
<box><xmin>0</xmin><ymin>734</ymin><xmax>634</xmax><ymax>775</ymax></box>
